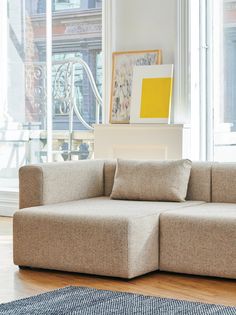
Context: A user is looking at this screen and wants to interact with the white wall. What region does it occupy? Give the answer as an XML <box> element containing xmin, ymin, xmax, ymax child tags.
<box><xmin>113</xmin><ymin>0</ymin><xmax>188</xmax><ymax>123</ymax></box>
<box><xmin>114</xmin><ymin>0</ymin><xmax>177</xmax><ymax>65</ymax></box>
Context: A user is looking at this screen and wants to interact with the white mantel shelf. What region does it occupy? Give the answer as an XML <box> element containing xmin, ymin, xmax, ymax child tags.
<box><xmin>94</xmin><ymin>124</ymin><xmax>191</xmax><ymax>160</ymax></box>
<box><xmin>94</xmin><ymin>123</ymin><xmax>190</xmax><ymax>129</ymax></box>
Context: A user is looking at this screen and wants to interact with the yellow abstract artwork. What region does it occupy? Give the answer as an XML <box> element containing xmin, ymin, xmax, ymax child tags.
<box><xmin>130</xmin><ymin>64</ymin><xmax>174</xmax><ymax>123</ymax></box>
<box><xmin>140</xmin><ymin>77</ymin><xmax>173</xmax><ymax>119</ymax></box>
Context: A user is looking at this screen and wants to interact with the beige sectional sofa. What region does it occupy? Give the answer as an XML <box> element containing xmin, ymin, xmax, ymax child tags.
<box><xmin>13</xmin><ymin>160</ymin><xmax>236</xmax><ymax>279</ymax></box>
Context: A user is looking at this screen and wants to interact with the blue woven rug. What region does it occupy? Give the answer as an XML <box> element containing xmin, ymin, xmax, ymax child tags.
<box><xmin>0</xmin><ymin>286</ymin><xmax>235</xmax><ymax>314</ymax></box>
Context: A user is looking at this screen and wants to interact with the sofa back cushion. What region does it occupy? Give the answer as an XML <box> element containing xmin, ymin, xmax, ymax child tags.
<box><xmin>110</xmin><ymin>159</ymin><xmax>192</xmax><ymax>202</ymax></box>
<box><xmin>20</xmin><ymin>160</ymin><xmax>105</xmax><ymax>209</ymax></box>
<box><xmin>104</xmin><ymin>160</ymin><xmax>116</xmax><ymax>196</ymax></box>
<box><xmin>186</xmin><ymin>162</ymin><xmax>213</xmax><ymax>202</ymax></box>
<box><xmin>104</xmin><ymin>160</ymin><xmax>213</xmax><ymax>202</ymax></box>
<box><xmin>212</xmin><ymin>163</ymin><xmax>236</xmax><ymax>203</ymax></box>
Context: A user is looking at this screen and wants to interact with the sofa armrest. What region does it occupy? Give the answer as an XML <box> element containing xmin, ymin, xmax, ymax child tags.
<box><xmin>19</xmin><ymin>160</ymin><xmax>105</xmax><ymax>209</ymax></box>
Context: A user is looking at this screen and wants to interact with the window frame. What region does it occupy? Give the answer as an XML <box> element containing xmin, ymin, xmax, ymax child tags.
<box><xmin>102</xmin><ymin>0</ymin><xmax>114</xmax><ymax>124</ymax></box>
<box><xmin>188</xmin><ymin>0</ymin><xmax>236</xmax><ymax>162</ymax></box>
<box><xmin>187</xmin><ymin>0</ymin><xmax>215</xmax><ymax>161</ymax></box>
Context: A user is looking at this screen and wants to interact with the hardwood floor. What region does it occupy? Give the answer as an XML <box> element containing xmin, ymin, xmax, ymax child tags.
<box><xmin>1</xmin><ymin>217</ymin><xmax>236</xmax><ymax>306</ymax></box>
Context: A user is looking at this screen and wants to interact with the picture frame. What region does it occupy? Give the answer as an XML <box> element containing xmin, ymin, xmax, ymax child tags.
<box><xmin>110</xmin><ymin>50</ymin><xmax>162</xmax><ymax>124</ymax></box>
<box><xmin>130</xmin><ymin>64</ymin><xmax>174</xmax><ymax>124</ymax></box>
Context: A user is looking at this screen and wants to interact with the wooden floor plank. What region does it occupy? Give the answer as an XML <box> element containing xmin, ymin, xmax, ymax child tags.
<box><xmin>1</xmin><ymin>217</ymin><xmax>236</xmax><ymax>306</ymax></box>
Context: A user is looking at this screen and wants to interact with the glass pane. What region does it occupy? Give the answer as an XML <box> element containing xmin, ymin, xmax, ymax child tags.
<box><xmin>0</xmin><ymin>1</ymin><xmax>47</xmax><ymax>190</ymax></box>
<box><xmin>50</xmin><ymin>1</ymin><xmax>102</xmax><ymax>161</ymax></box>
<box><xmin>0</xmin><ymin>0</ymin><xmax>102</xmax><ymax>193</ymax></box>
<box><xmin>212</xmin><ymin>0</ymin><xmax>236</xmax><ymax>161</ymax></box>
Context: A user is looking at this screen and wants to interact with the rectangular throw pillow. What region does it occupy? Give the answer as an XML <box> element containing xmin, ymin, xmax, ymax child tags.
<box><xmin>110</xmin><ymin>159</ymin><xmax>192</xmax><ymax>202</ymax></box>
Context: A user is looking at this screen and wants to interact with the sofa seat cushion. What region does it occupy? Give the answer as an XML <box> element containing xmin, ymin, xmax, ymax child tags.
<box><xmin>160</xmin><ymin>203</ymin><xmax>236</xmax><ymax>279</ymax></box>
<box><xmin>13</xmin><ymin>197</ymin><xmax>203</xmax><ymax>279</ymax></box>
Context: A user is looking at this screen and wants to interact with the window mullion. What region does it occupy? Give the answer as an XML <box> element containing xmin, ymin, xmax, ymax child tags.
<box><xmin>205</xmin><ymin>0</ymin><xmax>214</xmax><ymax>161</ymax></box>
<box><xmin>46</xmin><ymin>0</ymin><xmax>53</xmax><ymax>162</ymax></box>
<box><xmin>199</xmin><ymin>0</ymin><xmax>208</xmax><ymax>161</ymax></box>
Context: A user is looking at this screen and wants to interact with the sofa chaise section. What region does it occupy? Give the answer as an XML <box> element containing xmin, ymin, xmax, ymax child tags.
<box><xmin>14</xmin><ymin>197</ymin><xmax>162</xmax><ymax>279</ymax></box>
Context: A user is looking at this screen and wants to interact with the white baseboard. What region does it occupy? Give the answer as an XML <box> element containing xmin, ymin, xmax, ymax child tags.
<box><xmin>0</xmin><ymin>190</ymin><xmax>18</xmax><ymax>217</ymax></box>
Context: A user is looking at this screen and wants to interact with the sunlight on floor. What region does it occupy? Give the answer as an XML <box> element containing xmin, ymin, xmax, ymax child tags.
<box><xmin>0</xmin><ymin>217</ymin><xmax>13</xmax><ymax>236</ymax></box>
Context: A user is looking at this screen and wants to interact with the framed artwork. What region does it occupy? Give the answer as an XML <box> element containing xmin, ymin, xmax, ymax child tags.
<box><xmin>130</xmin><ymin>64</ymin><xmax>174</xmax><ymax>124</ymax></box>
<box><xmin>110</xmin><ymin>50</ymin><xmax>162</xmax><ymax>124</ymax></box>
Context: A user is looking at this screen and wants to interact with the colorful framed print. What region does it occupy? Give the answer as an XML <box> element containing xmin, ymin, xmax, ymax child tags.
<box><xmin>110</xmin><ymin>50</ymin><xmax>162</xmax><ymax>124</ymax></box>
<box><xmin>130</xmin><ymin>64</ymin><xmax>174</xmax><ymax>124</ymax></box>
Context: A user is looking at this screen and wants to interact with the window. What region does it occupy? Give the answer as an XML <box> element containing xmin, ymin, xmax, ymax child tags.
<box><xmin>212</xmin><ymin>0</ymin><xmax>236</xmax><ymax>161</ymax></box>
<box><xmin>191</xmin><ymin>0</ymin><xmax>236</xmax><ymax>161</ymax></box>
<box><xmin>0</xmin><ymin>0</ymin><xmax>102</xmax><ymax>191</ymax></box>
